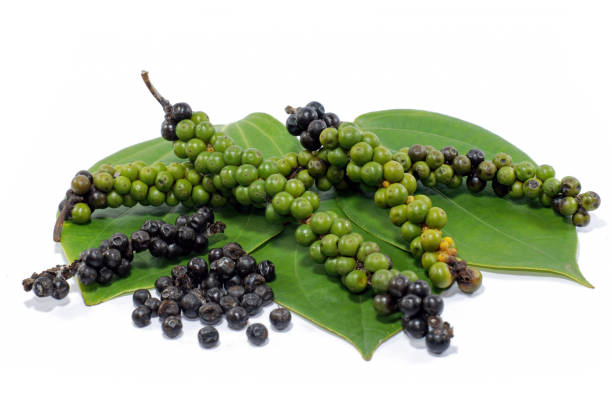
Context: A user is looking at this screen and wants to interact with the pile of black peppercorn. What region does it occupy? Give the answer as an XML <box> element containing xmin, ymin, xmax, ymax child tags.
<box><xmin>22</xmin><ymin>264</ymin><xmax>74</xmax><ymax>300</ymax></box>
<box><xmin>130</xmin><ymin>241</ymin><xmax>291</xmax><ymax>347</ymax></box>
<box><xmin>285</xmin><ymin>102</ymin><xmax>340</xmax><ymax>151</ymax></box>
<box><xmin>373</xmin><ymin>277</ymin><xmax>453</xmax><ymax>354</ymax></box>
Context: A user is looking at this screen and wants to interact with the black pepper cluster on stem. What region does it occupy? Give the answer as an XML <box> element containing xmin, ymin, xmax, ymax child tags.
<box><xmin>25</xmin><ymin>206</ymin><xmax>225</xmax><ymax>300</ymax></box>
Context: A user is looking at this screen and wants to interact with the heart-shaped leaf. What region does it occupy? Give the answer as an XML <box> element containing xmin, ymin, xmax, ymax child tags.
<box><xmin>341</xmin><ymin>110</ymin><xmax>590</xmax><ymax>287</ymax></box>
<box><xmin>61</xmin><ymin>113</ymin><xmax>299</xmax><ymax>305</ymax></box>
<box><xmin>251</xmin><ymin>199</ymin><xmax>427</xmax><ymax>360</ymax></box>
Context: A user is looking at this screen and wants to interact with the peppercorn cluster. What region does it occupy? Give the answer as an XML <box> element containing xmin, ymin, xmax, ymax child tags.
<box><xmin>374</xmin><ymin>276</ymin><xmax>453</xmax><ymax>354</ymax></box>
<box><xmin>22</xmin><ymin>264</ymin><xmax>74</xmax><ymax>300</ymax></box>
<box><xmin>285</xmin><ymin>102</ymin><xmax>341</xmax><ymax>151</ymax></box>
<box><xmin>130</xmin><ymin>241</ymin><xmax>290</xmax><ymax>347</ymax></box>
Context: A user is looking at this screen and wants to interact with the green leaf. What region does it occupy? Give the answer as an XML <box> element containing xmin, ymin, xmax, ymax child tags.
<box><xmin>61</xmin><ymin>113</ymin><xmax>297</xmax><ymax>305</ymax></box>
<box><xmin>344</xmin><ymin>109</ymin><xmax>590</xmax><ymax>287</ymax></box>
<box><xmin>252</xmin><ymin>199</ymin><xmax>428</xmax><ymax>360</ymax></box>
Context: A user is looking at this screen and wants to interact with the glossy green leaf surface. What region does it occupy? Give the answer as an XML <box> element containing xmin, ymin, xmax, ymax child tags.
<box><xmin>252</xmin><ymin>199</ymin><xmax>427</xmax><ymax>360</ymax></box>
<box><xmin>61</xmin><ymin>113</ymin><xmax>298</xmax><ymax>305</ymax></box>
<box><xmin>343</xmin><ymin>110</ymin><xmax>590</xmax><ymax>287</ymax></box>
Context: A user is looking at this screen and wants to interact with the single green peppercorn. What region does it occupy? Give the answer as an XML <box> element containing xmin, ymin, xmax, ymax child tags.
<box><xmin>98</xmin><ymin>164</ymin><xmax>115</xmax><ymax>175</ymax></box>
<box><xmin>186</xmin><ymin>138</ymin><xmax>205</xmax><ymax>161</ymax></box>
<box><xmin>309</xmin><ymin>240</ymin><xmax>326</xmax><ymax>263</ymax></box>
<box><xmin>338</xmin><ymin>126</ymin><xmax>362</xmax><ymax>149</ymax></box>
<box><xmin>361</xmin><ymin>131</ymin><xmax>380</xmax><ymax>148</ymax></box>
<box><xmin>360</xmin><ymin>161</ymin><xmax>384</xmax><ymax>186</ymax></box>
<box><xmin>106</xmin><ymin>191</ymin><xmax>123</xmax><ymax>208</ymax></box>
<box><xmin>338</xmin><ymin>233</ymin><xmax>364</xmax><ymax>257</ymax></box>
<box><xmin>307</xmin><ymin>158</ymin><xmax>327</xmax><ymax>178</ymax></box>
<box><xmin>559</xmin><ymin>196</ymin><xmax>579</xmax><ymax>216</ymax></box>
<box><xmin>401</xmin><ymin>173</ymin><xmax>418</xmax><ymax>194</ymax></box>
<box><xmin>434</xmin><ymin>164</ymin><xmax>454</xmax><ymax>185</ymax></box>
<box><xmin>389</xmin><ymin>204</ymin><xmax>409</xmax><ymax>226</ymax></box>
<box><xmin>93</xmin><ymin>172</ymin><xmax>114</xmax><ymax>193</ymax></box>
<box><xmin>428</xmin><ymin>262</ymin><xmax>453</xmax><ymax>289</ymax></box>
<box><xmin>344</xmin><ymin>270</ymin><xmax>368</xmax><ymax>293</ymax></box>
<box><xmin>195</xmin><ymin>121</ymin><xmax>215</xmax><ymax>142</ymax></box>
<box><xmin>572</xmin><ymin>208</ymin><xmax>590</xmax><ymax>227</ymax></box>
<box><xmin>426</xmin><ymin>150</ymin><xmax>444</xmax><ymax>169</ymax></box>
<box><xmin>447</xmin><ymin>174</ymin><xmax>463</xmax><ymax>189</ymax></box>
<box><xmin>326</xmin><ymin>166</ymin><xmax>345</xmax><ymax>184</ymax></box>
<box><xmin>345</xmin><ymin>161</ymin><xmax>361</xmax><ymax>182</ymax></box>
<box><xmin>191</xmin><ymin>111</ymin><xmax>209</xmax><ymax>124</ymax></box>
<box><xmin>497</xmin><ymin>166</ymin><xmax>516</xmax><ymax>186</ymax></box>
<box><xmin>241</xmin><ymin>148</ymin><xmax>263</xmax><ymax>167</ymax></box>
<box><xmin>223</xmin><ymin>145</ymin><xmax>244</xmax><ymax>166</ymax></box>
<box><xmin>123</xmin><ymin>194</ymin><xmax>137</xmax><ymax>207</ymax></box>
<box><xmin>394</xmin><ymin>152</ymin><xmax>412</xmax><ymax>171</ymax></box>
<box><xmin>409</xmin><ymin>236</ymin><xmax>424</xmax><ymax>259</ymax></box>
<box><xmin>147</xmin><ymin>186</ymin><xmax>165</xmax><ymax>206</ymax></box>
<box><xmin>349</xmin><ymin>142</ymin><xmax>374</xmax><ymax>166</ymax></box>
<box><xmin>492</xmin><ymin>152</ymin><xmax>512</xmax><ymax>169</ymax></box>
<box><xmin>328</xmin><ymin>147</ymin><xmax>350</xmax><ymax>168</ymax></box>
<box><xmin>515</xmin><ymin>161</ymin><xmax>536</xmax><ymax>181</ymax></box>
<box><xmin>248</xmin><ymin>179</ymin><xmax>267</xmax><ymax>203</ymax></box>
<box><xmin>258</xmin><ymin>159</ymin><xmax>280</xmax><ymax>179</ymax></box>
<box><xmin>400</xmin><ymin>221</ymin><xmax>422</xmax><ymax>241</ymax></box>
<box><xmin>509</xmin><ymin>180</ymin><xmax>524</xmax><ymax>199</ymax></box>
<box><xmin>386</xmin><ymin>183</ymin><xmax>409</xmax><ymax>207</ymax></box>
<box><xmin>372</xmin><ymin>146</ymin><xmax>393</xmax><ymax>164</ymax></box>
<box><xmin>371</xmin><ymin>269</ymin><xmax>395</xmax><ymax>294</ymax></box>
<box><xmin>192</xmin><ymin>185</ymin><xmax>210</xmax><ymax>206</ymax></box>
<box><xmin>425</xmin><ymin>207</ymin><xmax>448</xmax><ymax>229</ymax></box>
<box><xmin>406</xmin><ymin>200</ymin><xmax>429</xmax><ymax>223</ymax></box>
<box><xmin>330</xmin><ymin>218</ymin><xmax>352</xmax><ymax>237</ymax></box>
<box><xmin>408</xmin><ymin>144</ymin><xmax>427</xmax><ymax>162</ymax></box>
<box><xmin>297</xmin><ymin>150</ymin><xmax>314</xmax><ymax>167</ymax></box>
<box><xmin>71</xmin><ymin>175</ymin><xmax>91</xmax><ymax>195</ymax></box>
<box><xmin>374</xmin><ymin>188</ymin><xmax>387</xmax><ymax>208</ymax></box>
<box><xmin>560</xmin><ymin>176</ymin><xmax>581</xmax><ymax>196</ymax></box>
<box><xmin>276</xmin><ymin>158</ymin><xmax>293</xmax><ymax>176</ymax></box>
<box><xmin>477</xmin><ymin>160</ymin><xmax>497</xmax><ymax>181</ymax></box>
<box><xmin>383</xmin><ymin>161</ymin><xmax>404</xmax><ymax>183</ymax></box>
<box><xmin>412</xmin><ymin>161</ymin><xmax>430</xmax><ymax>180</ymax></box>
<box><xmin>421</xmin><ymin>252</ymin><xmax>438</xmax><ymax>270</ymax></box>
<box><xmin>543</xmin><ymin>177</ymin><xmax>562</xmax><ymax>197</ymax></box>
<box><xmin>364</xmin><ymin>252</ymin><xmax>391</xmax><ymax>272</ymax></box>
<box><xmin>176</xmin><ymin>119</ymin><xmax>196</xmax><ymax>141</ymax></box>
<box><xmin>422</xmin><ymin>172</ymin><xmax>437</xmax><ymax>187</ymax></box>
<box><xmin>219</xmin><ymin>166</ymin><xmax>238</xmax><ymax>189</ymax></box>
<box><xmin>295</xmin><ymin>224</ymin><xmax>317</xmax><ymax>246</ymax></box>
<box><xmin>579</xmin><ymin>191</ymin><xmax>600</xmax><ymax>211</ymax></box>
<box><xmin>167</xmin><ymin>163</ymin><xmax>185</xmax><ymax>180</ymax></box>
<box><xmin>523</xmin><ymin>178</ymin><xmax>542</xmax><ymax>199</ymax></box>
<box><xmin>316</xmin><ymin>176</ymin><xmax>333</xmax><ymax>191</ymax></box>
<box><xmin>536</xmin><ymin>164</ymin><xmax>555</xmax><ymax>181</ymax></box>
<box><xmin>539</xmin><ymin>192</ymin><xmax>553</xmax><ymax>207</ymax></box>
<box><xmin>421</xmin><ymin>229</ymin><xmax>442</xmax><ymax>252</ymax></box>
<box><xmin>71</xmin><ymin>203</ymin><xmax>92</xmax><ymax>224</ymax></box>
<box><xmin>356</xmin><ymin>241</ymin><xmax>380</xmax><ymax>262</ymax></box>
<box><xmin>290</xmin><ymin>197</ymin><xmax>313</xmax><ymax>220</ymax></box>
<box><xmin>130</xmin><ymin>180</ymin><xmax>148</xmax><ymax>201</ymax></box>
<box><xmin>452</xmin><ymin>155</ymin><xmax>472</xmax><ymax>176</ymax></box>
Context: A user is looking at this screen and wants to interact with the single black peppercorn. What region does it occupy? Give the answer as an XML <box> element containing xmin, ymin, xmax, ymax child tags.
<box><xmin>205</xmin><ymin>287</ymin><xmax>223</xmax><ymax>304</ymax></box>
<box><xmin>188</xmin><ymin>213</ymin><xmax>208</xmax><ymax>233</ymax></box>
<box><xmin>192</xmin><ymin>234</ymin><xmax>209</xmax><ymax>252</ymax></box>
<box><xmin>155</xmin><ymin>276</ymin><xmax>173</xmax><ymax>293</ymax></box>
<box><xmin>286</xmin><ymin>114</ymin><xmax>301</xmax><ymax>136</ymax></box>
<box><xmin>133</xmin><ymin>289</ymin><xmax>151</xmax><ymax>306</ymax></box>
<box><xmin>227</xmin><ymin>285</ymin><xmax>245</xmax><ymax>301</ymax></box>
<box><xmin>97</xmin><ymin>267</ymin><xmax>114</xmax><ymax>284</ymax></box>
<box><xmin>161</xmin><ymin>286</ymin><xmax>183</xmax><ymax>302</ymax></box>
<box><xmin>141</xmin><ymin>220</ymin><xmax>162</xmax><ymax>237</ymax></box>
<box><xmin>225</xmin><ymin>275</ymin><xmax>243</xmax><ymax>288</ymax></box>
<box><xmin>269</xmin><ymin>307</ymin><xmax>291</xmax><ymax>330</ymax></box>
<box><xmin>256</xmin><ymin>260</ymin><xmax>276</xmax><ymax>282</ymax></box>
<box><xmin>187</xmin><ymin>257</ymin><xmax>209</xmax><ymax>282</ymax></box>
<box><xmin>149</xmin><ymin>238</ymin><xmax>169</xmax><ymax>258</ymax></box>
<box><xmin>226</xmin><ymin>306</ymin><xmax>249</xmax><ymax>330</ymax></box>
<box><xmin>162</xmin><ymin>315</ymin><xmax>183</xmax><ymax>338</ymax></box>
<box><xmin>167</xmin><ymin>243</ymin><xmax>185</xmax><ymax>259</ymax></box>
<box><xmin>219</xmin><ymin>295</ymin><xmax>239</xmax><ymax>312</ymax></box>
<box><xmin>425</xmin><ymin>330</ymin><xmax>451</xmax><ymax>354</ymax></box>
<box><xmin>159</xmin><ymin>223</ymin><xmax>177</xmax><ymax>242</ymax></box>
<box><xmin>195</xmin><ymin>206</ymin><xmax>214</xmax><ymax>226</ymax></box>
<box><xmin>83</xmin><ymin>248</ymin><xmax>104</xmax><ymax>268</ymax></box>
<box><xmin>51</xmin><ymin>277</ymin><xmax>70</xmax><ymax>299</ymax></box>
<box><xmin>208</xmin><ymin>248</ymin><xmax>223</xmax><ymax>263</ymax></box>
<box><xmin>244</xmin><ymin>273</ymin><xmax>266</xmax><ymax>292</ymax></box>
<box><xmin>422</xmin><ymin>295</ymin><xmax>444</xmax><ymax>316</ymax></box>
<box><xmin>408</xmin><ymin>280</ymin><xmax>431</xmax><ymax>299</ymax></box>
<box><xmin>223</xmin><ymin>242</ymin><xmax>245</xmax><ymax>260</ymax></box>
<box><xmin>177</xmin><ymin>226</ymin><xmax>196</xmax><ymax>247</ymax></box>
<box><xmin>466</xmin><ymin>173</ymin><xmax>486</xmax><ymax>193</ymax></box>
<box><xmin>109</xmin><ymin>233</ymin><xmax>130</xmax><ymax>255</ymax></box>
<box><xmin>102</xmin><ymin>248</ymin><xmax>122</xmax><ymax>269</ymax></box>
<box><xmin>198</xmin><ymin>326</ymin><xmax>219</xmax><ymax>348</ymax></box>
<box><xmin>398</xmin><ymin>294</ymin><xmax>422</xmax><ymax>317</ymax></box>
<box><xmin>115</xmin><ymin>259</ymin><xmax>131</xmax><ymax>278</ymax></box>
<box><xmin>144</xmin><ymin>297</ymin><xmax>161</xmax><ymax>317</ymax></box>
<box><xmin>130</xmin><ymin>230</ymin><xmax>151</xmax><ymax>252</ymax></box>
<box><xmin>246</xmin><ymin>323</ymin><xmax>268</xmax><ymax>346</ymax></box>
<box><xmin>98</xmin><ymin>239</ymin><xmax>111</xmax><ymax>252</ymax></box>
<box><xmin>161</xmin><ymin>119</ymin><xmax>177</xmax><ymax>141</ymax></box>
<box><xmin>403</xmin><ymin>316</ymin><xmax>428</xmax><ymax>339</ymax></box>
<box><xmin>254</xmin><ymin>285</ymin><xmax>274</xmax><ymax>306</ymax></box>
<box><xmin>33</xmin><ymin>276</ymin><xmax>53</xmax><ymax>297</ymax></box>
<box><xmin>172</xmin><ymin>102</ymin><xmax>192</xmax><ymax>122</ymax></box>
<box><xmin>236</xmin><ymin>255</ymin><xmax>256</xmax><ymax>277</ymax></box>
<box><xmin>241</xmin><ymin>293</ymin><xmax>262</xmax><ymax>316</ymax></box>
<box><xmin>388</xmin><ymin>275</ymin><xmax>409</xmax><ymax>298</ymax></box>
<box><xmin>77</xmin><ymin>263</ymin><xmax>97</xmax><ymax>285</ymax></box>
<box><xmin>203</xmin><ymin>275</ymin><xmax>221</xmax><ymax>290</ymax></box>
<box><xmin>198</xmin><ymin>302</ymin><xmax>224</xmax><ymax>325</ymax></box>
<box><xmin>180</xmin><ymin>293</ymin><xmax>202</xmax><ymax>319</ymax></box>
<box><xmin>296</xmin><ymin>106</ymin><xmax>318</xmax><ymax>128</ymax></box>
<box><xmin>132</xmin><ymin>306</ymin><xmax>152</xmax><ymax>327</ymax></box>
<box><xmin>323</xmin><ymin>112</ymin><xmax>340</xmax><ymax>128</ymax></box>
<box><xmin>466</xmin><ymin>149</ymin><xmax>485</xmax><ymax>168</ymax></box>
<box><xmin>158</xmin><ymin>300</ymin><xmax>181</xmax><ymax>319</ymax></box>
<box><xmin>373</xmin><ymin>293</ymin><xmax>396</xmax><ymax>316</ymax></box>
<box><xmin>211</xmin><ymin>257</ymin><xmax>236</xmax><ymax>278</ymax></box>
<box><xmin>175</xmin><ymin>215</ymin><xmax>189</xmax><ymax>227</ymax></box>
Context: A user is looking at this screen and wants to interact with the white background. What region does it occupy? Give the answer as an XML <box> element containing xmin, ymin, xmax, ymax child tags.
<box><xmin>1</xmin><ymin>0</ymin><xmax>611</xmax><ymax>408</ymax></box>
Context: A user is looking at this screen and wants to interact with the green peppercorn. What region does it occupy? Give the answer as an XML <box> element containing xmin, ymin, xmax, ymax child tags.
<box><xmin>374</xmin><ymin>188</ymin><xmax>387</xmax><ymax>208</ymax></box>
<box><xmin>147</xmin><ymin>186</ymin><xmax>166</xmax><ymax>206</ymax></box>
<box><xmin>98</xmin><ymin>164</ymin><xmax>115</xmax><ymax>175</ymax></box>
<box><xmin>400</xmin><ymin>221</ymin><xmax>422</xmax><ymax>241</ymax></box>
<box><xmin>71</xmin><ymin>203</ymin><xmax>92</xmax><ymax>224</ymax></box>
<box><xmin>394</xmin><ymin>152</ymin><xmax>412</xmax><ymax>171</ymax></box>
<box><xmin>371</xmin><ymin>269</ymin><xmax>395</xmax><ymax>294</ymax></box>
<box><xmin>330</xmin><ymin>218</ymin><xmax>352</xmax><ymax>237</ymax></box>
<box><xmin>248</xmin><ymin>180</ymin><xmax>267</xmax><ymax>203</ymax></box>
<box><xmin>452</xmin><ymin>155</ymin><xmax>471</xmax><ymax>176</ymax></box>
<box><xmin>361</xmin><ymin>131</ymin><xmax>380</xmax><ymax>148</ymax></box>
<box><xmin>497</xmin><ymin>166</ymin><xmax>516</xmax><ymax>186</ymax></box>
<box><xmin>559</xmin><ymin>196</ymin><xmax>579</xmax><ymax>216</ymax></box>
<box><xmin>297</xmin><ymin>150</ymin><xmax>314</xmax><ymax>167</ymax></box>
<box><xmin>523</xmin><ymin>178</ymin><xmax>542</xmax><ymax>199</ymax></box>
<box><xmin>421</xmin><ymin>252</ymin><xmax>438</xmax><ymax>270</ymax></box>
<box><xmin>535</xmin><ymin>164</ymin><xmax>555</xmax><ymax>181</ymax></box>
<box><xmin>561</xmin><ymin>176</ymin><xmax>581</xmax><ymax>196</ymax></box>
<box><xmin>192</xmin><ymin>185</ymin><xmax>210</xmax><ymax>206</ymax></box>
<box><xmin>307</xmin><ymin>158</ymin><xmax>327</xmax><ymax>178</ymax></box>
<box><xmin>338</xmin><ymin>126</ymin><xmax>362</xmax><ymax>149</ymax></box>
<box><xmin>434</xmin><ymin>164</ymin><xmax>454</xmax><ymax>185</ymax></box>
<box><xmin>167</xmin><ymin>163</ymin><xmax>185</xmax><ymax>180</ymax></box>
<box><xmin>326</xmin><ymin>166</ymin><xmax>345</xmax><ymax>184</ymax></box>
<box><xmin>338</xmin><ymin>233</ymin><xmax>364</xmax><ymax>257</ymax></box>
<box><xmin>406</xmin><ymin>200</ymin><xmax>429</xmax><ymax>224</ymax></box>
<box><xmin>508</xmin><ymin>180</ymin><xmax>524</xmax><ymax>199</ymax></box>
<box><xmin>477</xmin><ymin>160</ymin><xmax>497</xmax><ymax>181</ymax></box>
<box><xmin>344</xmin><ymin>270</ymin><xmax>368</xmax><ymax>293</ymax></box>
<box><xmin>316</xmin><ymin>176</ymin><xmax>333</xmax><ymax>191</ymax></box>
<box><xmin>356</xmin><ymin>241</ymin><xmax>380</xmax><ymax>262</ymax></box>
<box><xmin>372</xmin><ymin>146</ymin><xmax>393</xmax><ymax>164</ymax></box>
<box><xmin>123</xmin><ymin>194</ymin><xmax>137</xmax><ymax>207</ymax></box>
<box><xmin>542</xmin><ymin>177</ymin><xmax>561</xmax><ymax>197</ymax></box>
<box><xmin>401</xmin><ymin>173</ymin><xmax>418</xmax><ymax>194</ymax></box>
<box><xmin>447</xmin><ymin>175</ymin><xmax>463</xmax><ymax>188</ymax></box>
<box><xmin>428</xmin><ymin>262</ymin><xmax>453</xmax><ymax>289</ymax></box>
<box><xmin>360</xmin><ymin>161</ymin><xmax>384</xmax><ymax>186</ymax></box>
<box><xmin>308</xmin><ymin>240</ymin><xmax>326</xmax><ymax>263</ymax></box>
<box><xmin>412</xmin><ymin>161</ymin><xmax>430</xmax><ymax>180</ymax></box>
<box><xmin>422</xmin><ymin>172</ymin><xmax>437</xmax><ymax>187</ymax></box>
<box><xmin>107</xmin><ymin>191</ymin><xmax>123</xmax><ymax>208</ymax></box>
<box><xmin>409</xmin><ymin>237</ymin><xmax>424</xmax><ymax>259</ymax></box>
<box><xmin>539</xmin><ymin>192</ymin><xmax>553</xmax><ymax>207</ymax></box>
<box><xmin>515</xmin><ymin>161</ymin><xmax>536</xmax><ymax>181</ymax></box>
<box><xmin>425</xmin><ymin>207</ymin><xmax>447</xmax><ymax>229</ymax></box>
<box><xmin>93</xmin><ymin>172</ymin><xmax>114</xmax><ymax>193</ymax></box>
<box><xmin>426</xmin><ymin>150</ymin><xmax>444</xmax><ymax>169</ymax></box>
<box><xmin>492</xmin><ymin>152</ymin><xmax>512</xmax><ymax>169</ymax></box>
<box><xmin>386</xmin><ymin>183</ymin><xmax>409</xmax><ymax>207</ymax></box>
<box><xmin>195</xmin><ymin>121</ymin><xmax>215</xmax><ymax>142</ymax></box>
<box><xmin>295</xmin><ymin>224</ymin><xmax>317</xmax><ymax>246</ymax></box>
<box><xmin>130</xmin><ymin>180</ymin><xmax>148</xmax><ymax>201</ymax></box>
<box><xmin>572</xmin><ymin>208</ymin><xmax>590</xmax><ymax>227</ymax></box>
<box><xmin>389</xmin><ymin>204</ymin><xmax>409</xmax><ymax>226</ymax></box>
<box><xmin>579</xmin><ymin>191</ymin><xmax>600</xmax><ymax>211</ymax></box>
<box><xmin>383</xmin><ymin>161</ymin><xmax>404</xmax><ymax>183</ymax></box>
<box><xmin>364</xmin><ymin>252</ymin><xmax>391</xmax><ymax>272</ymax></box>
